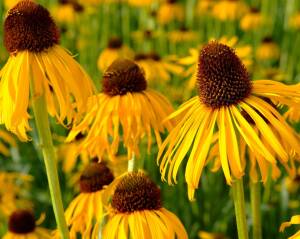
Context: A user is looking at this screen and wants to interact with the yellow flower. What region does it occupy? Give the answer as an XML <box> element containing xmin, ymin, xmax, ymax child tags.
<box><xmin>128</xmin><ymin>0</ymin><xmax>154</xmax><ymax>7</ymax></box>
<box><xmin>0</xmin><ymin>1</ymin><xmax>95</xmax><ymax>141</ymax></box>
<box><xmin>0</xmin><ymin>129</ymin><xmax>16</xmax><ymax>156</ymax></box>
<box><xmin>212</xmin><ymin>0</ymin><xmax>248</xmax><ymax>21</ymax></box>
<box><xmin>179</xmin><ymin>37</ymin><xmax>252</xmax><ymax>92</ymax></box>
<box><xmin>62</xmin><ymin>162</ymin><xmax>115</xmax><ymax>239</ymax></box>
<box><xmin>289</xmin><ymin>12</ymin><xmax>300</xmax><ymax>30</ymax></box>
<box><xmin>280</xmin><ymin>215</ymin><xmax>300</xmax><ymax>239</ymax></box>
<box><xmin>4</xmin><ymin>0</ymin><xmax>23</xmax><ymax>9</ymax></box>
<box><xmin>102</xmin><ymin>172</ymin><xmax>188</xmax><ymax>239</ymax></box>
<box><xmin>157</xmin><ymin>0</ymin><xmax>185</xmax><ymax>25</ymax></box>
<box><xmin>256</xmin><ymin>37</ymin><xmax>280</xmax><ymax>61</ymax></box>
<box><xmin>0</xmin><ymin>172</ymin><xmax>33</xmax><ymax>217</ymax></box>
<box><xmin>240</xmin><ymin>8</ymin><xmax>264</xmax><ymax>31</ymax></box>
<box><xmin>158</xmin><ymin>41</ymin><xmax>300</xmax><ymax>200</ymax></box>
<box><xmin>134</xmin><ymin>52</ymin><xmax>183</xmax><ymax>84</ymax></box>
<box><xmin>131</xmin><ymin>30</ymin><xmax>163</xmax><ymax>42</ymax></box>
<box><xmin>51</xmin><ymin>4</ymin><xmax>78</xmax><ymax>24</ymax></box>
<box><xmin>198</xmin><ymin>231</ymin><xmax>228</xmax><ymax>239</ymax></box>
<box><xmin>196</xmin><ymin>0</ymin><xmax>215</xmax><ymax>16</ymax></box>
<box><xmin>97</xmin><ymin>37</ymin><xmax>134</xmax><ymax>72</ymax></box>
<box><xmin>56</xmin><ymin>134</ymin><xmax>89</xmax><ymax>174</ymax></box>
<box><xmin>3</xmin><ymin>210</ymin><xmax>50</xmax><ymax>239</ymax></box>
<box><xmin>168</xmin><ymin>27</ymin><xmax>198</xmax><ymax>44</ymax></box>
<box><xmin>67</xmin><ymin>59</ymin><xmax>173</xmax><ymax>160</ymax></box>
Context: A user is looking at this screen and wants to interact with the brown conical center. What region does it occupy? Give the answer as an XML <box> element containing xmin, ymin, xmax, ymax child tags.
<box><xmin>111</xmin><ymin>172</ymin><xmax>161</xmax><ymax>213</ymax></box>
<box><xmin>79</xmin><ymin>162</ymin><xmax>114</xmax><ymax>193</ymax></box>
<box><xmin>8</xmin><ymin>210</ymin><xmax>35</xmax><ymax>234</ymax></box>
<box><xmin>4</xmin><ymin>0</ymin><xmax>60</xmax><ymax>53</ymax></box>
<box><xmin>102</xmin><ymin>58</ymin><xmax>147</xmax><ymax>96</ymax></box>
<box><xmin>197</xmin><ymin>41</ymin><xmax>252</xmax><ymax>108</ymax></box>
<box><xmin>108</xmin><ymin>37</ymin><xmax>123</xmax><ymax>49</ymax></box>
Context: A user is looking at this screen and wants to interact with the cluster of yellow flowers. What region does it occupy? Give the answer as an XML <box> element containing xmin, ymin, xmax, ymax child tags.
<box><xmin>1</xmin><ymin>1</ymin><xmax>300</xmax><ymax>239</ymax></box>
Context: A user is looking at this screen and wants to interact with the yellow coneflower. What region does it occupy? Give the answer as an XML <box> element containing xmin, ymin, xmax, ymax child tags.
<box><xmin>289</xmin><ymin>12</ymin><xmax>300</xmax><ymax>30</ymax></box>
<box><xmin>240</xmin><ymin>8</ymin><xmax>264</xmax><ymax>31</ymax></box>
<box><xmin>168</xmin><ymin>26</ymin><xmax>198</xmax><ymax>44</ymax></box>
<box><xmin>102</xmin><ymin>172</ymin><xmax>188</xmax><ymax>239</ymax></box>
<box><xmin>4</xmin><ymin>0</ymin><xmax>23</xmax><ymax>9</ymax></box>
<box><xmin>131</xmin><ymin>30</ymin><xmax>162</xmax><ymax>43</ymax></box>
<box><xmin>198</xmin><ymin>230</ymin><xmax>228</xmax><ymax>239</ymax></box>
<box><xmin>97</xmin><ymin>37</ymin><xmax>134</xmax><ymax>72</ymax></box>
<box><xmin>62</xmin><ymin>162</ymin><xmax>115</xmax><ymax>239</ymax></box>
<box><xmin>134</xmin><ymin>52</ymin><xmax>183</xmax><ymax>84</ymax></box>
<box><xmin>0</xmin><ymin>0</ymin><xmax>95</xmax><ymax>141</ymax></box>
<box><xmin>158</xmin><ymin>41</ymin><xmax>300</xmax><ymax>200</ymax></box>
<box><xmin>3</xmin><ymin>210</ymin><xmax>50</xmax><ymax>239</ymax></box>
<box><xmin>256</xmin><ymin>37</ymin><xmax>280</xmax><ymax>61</ymax></box>
<box><xmin>67</xmin><ymin>58</ymin><xmax>173</xmax><ymax>160</ymax></box>
<box><xmin>157</xmin><ymin>0</ymin><xmax>185</xmax><ymax>25</ymax></box>
<box><xmin>0</xmin><ymin>129</ymin><xmax>16</xmax><ymax>156</ymax></box>
<box><xmin>51</xmin><ymin>1</ymin><xmax>84</xmax><ymax>24</ymax></box>
<box><xmin>179</xmin><ymin>37</ymin><xmax>252</xmax><ymax>92</ymax></box>
<box><xmin>196</xmin><ymin>0</ymin><xmax>215</xmax><ymax>16</ymax></box>
<box><xmin>56</xmin><ymin>133</ymin><xmax>89</xmax><ymax>174</ymax></box>
<box><xmin>212</xmin><ymin>0</ymin><xmax>248</xmax><ymax>21</ymax></box>
<box><xmin>0</xmin><ymin>172</ymin><xmax>33</xmax><ymax>217</ymax></box>
<box><xmin>128</xmin><ymin>0</ymin><xmax>154</xmax><ymax>7</ymax></box>
<box><xmin>280</xmin><ymin>215</ymin><xmax>300</xmax><ymax>239</ymax></box>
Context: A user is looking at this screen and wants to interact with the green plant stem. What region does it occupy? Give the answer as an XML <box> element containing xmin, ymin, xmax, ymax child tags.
<box><xmin>232</xmin><ymin>178</ymin><xmax>249</xmax><ymax>239</ymax></box>
<box><xmin>127</xmin><ymin>153</ymin><xmax>136</xmax><ymax>172</ymax></box>
<box><xmin>250</xmin><ymin>182</ymin><xmax>262</xmax><ymax>239</ymax></box>
<box><xmin>31</xmin><ymin>94</ymin><xmax>69</xmax><ymax>239</ymax></box>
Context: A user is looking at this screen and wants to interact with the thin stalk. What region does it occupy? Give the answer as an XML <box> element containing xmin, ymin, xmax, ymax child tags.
<box><xmin>127</xmin><ymin>153</ymin><xmax>136</xmax><ymax>172</ymax></box>
<box><xmin>232</xmin><ymin>178</ymin><xmax>249</xmax><ymax>239</ymax></box>
<box><xmin>250</xmin><ymin>182</ymin><xmax>262</xmax><ymax>239</ymax></box>
<box><xmin>31</xmin><ymin>93</ymin><xmax>69</xmax><ymax>239</ymax></box>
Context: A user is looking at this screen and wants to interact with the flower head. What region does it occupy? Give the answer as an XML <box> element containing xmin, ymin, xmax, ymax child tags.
<box><xmin>3</xmin><ymin>209</ymin><xmax>50</xmax><ymax>238</ymax></box>
<box><xmin>103</xmin><ymin>172</ymin><xmax>188</xmax><ymax>239</ymax></box>
<box><xmin>0</xmin><ymin>0</ymin><xmax>95</xmax><ymax>141</ymax></box>
<box><xmin>63</xmin><ymin>162</ymin><xmax>114</xmax><ymax>238</ymax></box>
<box><xmin>158</xmin><ymin>41</ymin><xmax>300</xmax><ymax>200</ymax></box>
<box><xmin>97</xmin><ymin>37</ymin><xmax>134</xmax><ymax>72</ymax></box>
<box><xmin>68</xmin><ymin>58</ymin><xmax>173</xmax><ymax>160</ymax></box>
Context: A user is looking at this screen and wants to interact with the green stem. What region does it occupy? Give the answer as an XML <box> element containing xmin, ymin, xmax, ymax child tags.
<box><xmin>232</xmin><ymin>178</ymin><xmax>249</xmax><ymax>239</ymax></box>
<box><xmin>127</xmin><ymin>153</ymin><xmax>136</xmax><ymax>172</ymax></box>
<box><xmin>31</xmin><ymin>94</ymin><xmax>69</xmax><ymax>239</ymax></box>
<box><xmin>250</xmin><ymin>182</ymin><xmax>262</xmax><ymax>239</ymax></box>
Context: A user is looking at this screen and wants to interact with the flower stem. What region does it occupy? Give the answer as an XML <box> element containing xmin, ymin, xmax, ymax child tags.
<box><xmin>232</xmin><ymin>178</ymin><xmax>249</xmax><ymax>239</ymax></box>
<box><xmin>31</xmin><ymin>94</ymin><xmax>69</xmax><ymax>239</ymax></box>
<box><xmin>250</xmin><ymin>182</ymin><xmax>262</xmax><ymax>239</ymax></box>
<box><xmin>127</xmin><ymin>153</ymin><xmax>136</xmax><ymax>172</ymax></box>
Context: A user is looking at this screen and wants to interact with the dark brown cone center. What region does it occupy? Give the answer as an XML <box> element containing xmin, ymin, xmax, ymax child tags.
<box><xmin>102</xmin><ymin>58</ymin><xmax>147</xmax><ymax>96</ymax></box>
<box><xmin>8</xmin><ymin>210</ymin><xmax>35</xmax><ymax>234</ymax></box>
<box><xmin>108</xmin><ymin>37</ymin><xmax>123</xmax><ymax>49</ymax></box>
<box><xmin>80</xmin><ymin>162</ymin><xmax>114</xmax><ymax>193</ymax></box>
<box><xmin>197</xmin><ymin>41</ymin><xmax>252</xmax><ymax>108</ymax></box>
<box><xmin>4</xmin><ymin>0</ymin><xmax>60</xmax><ymax>53</ymax></box>
<box><xmin>111</xmin><ymin>172</ymin><xmax>161</xmax><ymax>213</ymax></box>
